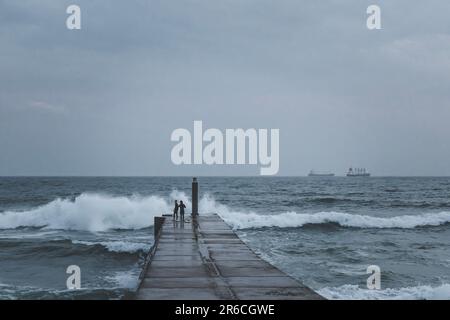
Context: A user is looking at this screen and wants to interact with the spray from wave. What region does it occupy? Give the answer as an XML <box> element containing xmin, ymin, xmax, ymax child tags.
<box><xmin>0</xmin><ymin>193</ymin><xmax>172</xmax><ymax>232</ymax></box>
<box><xmin>0</xmin><ymin>192</ymin><xmax>449</xmax><ymax>231</ymax></box>
<box><xmin>318</xmin><ymin>283</ymin><xmax>450</xmax><ymax>300</ymax></box>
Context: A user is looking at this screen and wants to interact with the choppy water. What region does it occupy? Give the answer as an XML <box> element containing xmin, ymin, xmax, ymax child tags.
<box><xmin>0</xmin><ymin>177</ymin><xmax>449</xmax><ymax>299</ymax></box>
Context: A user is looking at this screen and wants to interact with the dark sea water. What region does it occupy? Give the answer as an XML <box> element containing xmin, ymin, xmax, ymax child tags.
<box><xmin>0</xmin><ymin>177</ymin><xmax>449</xmax><ymax>299</ymax></box>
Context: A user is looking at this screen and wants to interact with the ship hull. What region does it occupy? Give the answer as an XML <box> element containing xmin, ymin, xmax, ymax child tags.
<box><xmin>346</xmin><ymin>174</ymin><xmax>370</xmax><ymax>177</ymax></box>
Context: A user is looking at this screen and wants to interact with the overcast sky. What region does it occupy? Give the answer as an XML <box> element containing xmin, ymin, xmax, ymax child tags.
<box><xmin>1</xmin><ymin>0</ymin><xmax>450</xmax><ymax>176</ymax></box>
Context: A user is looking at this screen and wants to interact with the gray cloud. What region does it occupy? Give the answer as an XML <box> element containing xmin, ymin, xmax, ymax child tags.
<box><xmin>1</xmin><ymin>0</ymin><xmax>450</xmax><ymax>176</ymax></box>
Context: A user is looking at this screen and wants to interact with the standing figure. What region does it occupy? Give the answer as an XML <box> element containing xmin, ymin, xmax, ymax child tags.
<box><xmin>179</xmin><ymin>200</ymin><xmax>186</xmax><ymax>221</ymax></box>
<box><xmin>173</xmin><ymin>200</ymin><xmax>179</xmax><ymax>220</ymax></box>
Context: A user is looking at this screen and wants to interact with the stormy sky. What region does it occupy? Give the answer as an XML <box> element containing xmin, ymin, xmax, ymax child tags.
<box><xmin>1</xmin><ymin>0</ymin><xmax>450</xmax><ymax>176</ymax></box>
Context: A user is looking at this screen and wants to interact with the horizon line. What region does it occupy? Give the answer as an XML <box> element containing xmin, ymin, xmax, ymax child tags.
<box><xmin>1</xmin><ymin>175</ymin><xmax>450</xmax><ymax>178</ymax></box>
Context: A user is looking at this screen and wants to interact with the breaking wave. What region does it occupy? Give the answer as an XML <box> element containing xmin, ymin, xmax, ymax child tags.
<box><xmin>0</xmin><ymin>192</ymin><xmax>449</xmax><ymax>231</ymax></box>
<box><xmin>0</xmin><ymin>193</ymin><xmax>176</xmax><ymax>232</ymax></box>
<box><xmin>219</xmin><ymin>210</ymin><xmax>450</xmax><ymax>230</ymax></box>
<box><xmin>318</xmin><ymin>283</ymin><xmax>450</xmax><ymax>300</ymax></box>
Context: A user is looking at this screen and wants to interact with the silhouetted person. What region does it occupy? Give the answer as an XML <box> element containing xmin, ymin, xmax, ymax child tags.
<box><xmin>179</xmin><ymin>200</ymin><xmax>186</xmax><ymax>221</ymax></box>
<box><xmin>173</xmin><ymin>200</ymin><xmax>179</xmax><ymax>220</ymax></box>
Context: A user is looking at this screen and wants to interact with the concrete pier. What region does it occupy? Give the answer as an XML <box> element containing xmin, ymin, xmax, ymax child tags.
<box><xmin>135</xmin><ymin>213</ymin><xmax>323</xmax><ymax>300</ymax></box>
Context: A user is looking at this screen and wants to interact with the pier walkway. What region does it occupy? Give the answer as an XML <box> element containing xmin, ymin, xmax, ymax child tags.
<box><xmin>135</xmin><ymin>213</ymin><xmax>323</xmax><ymax>300</ymax></box>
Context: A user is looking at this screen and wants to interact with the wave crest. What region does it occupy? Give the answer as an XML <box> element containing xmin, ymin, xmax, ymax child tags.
<box><xmin>219</xmin><ymin>211</ymin><xmax>450</xmax><ymax>230</ymax></box>
<box><xmin>0</xmin><ymin>193</ymin><xmax>173</xmax><ymax>232</ymax></box>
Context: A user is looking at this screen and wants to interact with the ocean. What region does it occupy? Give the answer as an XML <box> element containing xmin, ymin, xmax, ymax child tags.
<box><xmin>0</xmin><ymin>176</ymin><xmax>449</xmax><ymax>300</ymax></box>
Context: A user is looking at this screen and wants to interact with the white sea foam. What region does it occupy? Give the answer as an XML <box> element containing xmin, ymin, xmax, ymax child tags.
<box><xmin>0</xmin><ymin>193</ymin><xmax>173</xmax><ymax>232</ymax></box>
<box><xmin>318</xmin><ymin>283</ymin><xmax>450</xmax><ymax>300</ymax></box>
<box><xmin>218</xmin><ymin>210</ymin><xmax>450</xmax><ymax>230</ymax></box>
<box><xmin>0</xmin><ymin>192</ymin><xmax>449</xmax><ymax>231</ymax></box>
<box><xmin>104</xmin><ymin>270</ymin><xmax>140</xmax><ymax>289</ymax></box>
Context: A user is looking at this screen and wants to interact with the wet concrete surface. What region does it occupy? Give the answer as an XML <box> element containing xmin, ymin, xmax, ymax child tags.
<box><xmin>136</xmin><ymin>214</ymin><xmax>324</xmax><ymax>300</ymax></box>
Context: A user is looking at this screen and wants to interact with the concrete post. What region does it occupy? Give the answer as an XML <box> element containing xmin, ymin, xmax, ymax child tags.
<box><xmin>192</xmin><ymin>177</ymin><xmax>198</xmax><ymax>216</ymax></box>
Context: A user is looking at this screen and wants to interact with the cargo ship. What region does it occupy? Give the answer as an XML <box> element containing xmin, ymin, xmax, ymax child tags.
<box><xmin>308</xmin><ymin>170</ymin><xmax>335</xmax><ymax>177</ymax></box>
<box><xmin>346</xmin><ymin>167</ymin><xmax>370</xmax><ymax>177</ymax></box>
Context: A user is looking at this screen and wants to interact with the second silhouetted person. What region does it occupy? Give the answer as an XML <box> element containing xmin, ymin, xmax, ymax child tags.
<box><xmin>179</xmin><ymin>200</ymin><xmax>186</xmax><ymax>221</ymax></box>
